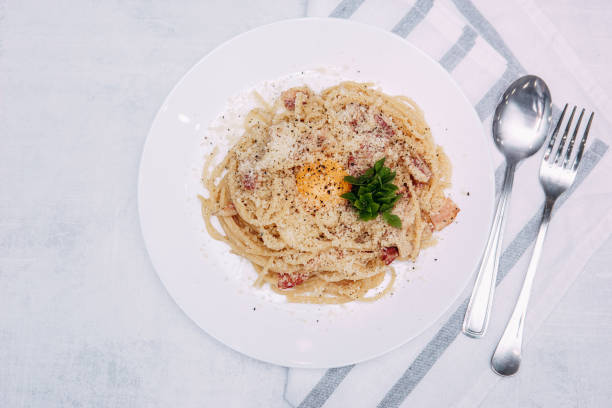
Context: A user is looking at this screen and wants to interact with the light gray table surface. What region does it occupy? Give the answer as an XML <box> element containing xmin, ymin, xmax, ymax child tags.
<box><xmin>1</xmin><ymin>1</ymin><xmax>611</xmax><ymax>407</ymax></box>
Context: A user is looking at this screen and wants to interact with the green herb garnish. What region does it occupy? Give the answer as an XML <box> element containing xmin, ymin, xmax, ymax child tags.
<box><xmin>341</xmin><ymin>157</ymin><xmax>402</xmax><ymax>228</ymax></box>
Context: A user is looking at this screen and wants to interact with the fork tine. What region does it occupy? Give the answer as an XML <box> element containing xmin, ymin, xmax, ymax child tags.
<box><xmin>563</xmin><ymin>109</ymin><xmax>585</xmax><ymax>168</ymax></box>
<box><xmin>553</xmin><ymin>106</ymin><xmax>576</xmax><ymax>164</ymax></box>
<box><xmin>572</xmin><ymin>112</ymin><xmax>594</xmax><ymax>171</ymax></box>
<box><xmin>544</xmin><ymin>104</ymin><xmax>567</xmax><ymax>161</ymax></box>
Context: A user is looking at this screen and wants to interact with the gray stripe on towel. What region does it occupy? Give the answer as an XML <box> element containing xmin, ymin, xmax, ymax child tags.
<box><xmin>439</xmin><ymin>25</ymin><xmax>478</xmax><ymax>72</ymax></box>
<box><xmin>297</xmin><ymin>366</ymin><xmax>354</xmax><ymax>408</ymax></box>
<box><xmin>329</xmin><ymin>0</ymin><xmax>366</xmax><ymax>19</ymax></box>
<box><xmin>391</xmin><ymin>0</ymin><xmax>434</xmax><ymax>38</ymax></box>
<box><xmin>451</xmin><ymin>0</ymin><xmax>524</xmax><ymax>72</ymax></box>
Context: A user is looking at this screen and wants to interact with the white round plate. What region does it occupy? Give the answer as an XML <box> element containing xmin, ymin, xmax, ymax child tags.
<box><xmin>138</xmin><ymin>18</ymin><xmax>494</xmax><ymax>368</ymax></box>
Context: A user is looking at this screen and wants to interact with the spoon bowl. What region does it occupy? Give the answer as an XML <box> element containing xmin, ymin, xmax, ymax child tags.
<box><xmin>492</xmin><ymin>75</ymin><xmax>552</xmax><ymax>162</ymax></box>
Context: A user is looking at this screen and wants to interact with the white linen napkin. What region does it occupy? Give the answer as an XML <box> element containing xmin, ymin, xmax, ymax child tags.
<box><xmin>286</xmin><ymin>0</ymin><xmax>612</xmax><ymax>406</ymax></box>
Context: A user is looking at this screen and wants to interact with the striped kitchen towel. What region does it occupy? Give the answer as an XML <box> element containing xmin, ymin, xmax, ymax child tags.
<box><xmin>284</xmin><ymin>0</ymin><xmax>612</xmax><ymax>407</ymax></box>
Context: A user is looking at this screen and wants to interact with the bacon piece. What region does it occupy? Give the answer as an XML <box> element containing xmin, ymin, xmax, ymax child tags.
<box><xmin>381</xmin><ymin>246</ymin><xmax>399</xmax><ymax>265</ymax></box>
<box><xmin>281</xmin><ymin>89</ymin><xmax>298</xmax><ymax>110</ymax></box>
<box><xmin>347</xmin><ymin>154</ymin><xmax>356</xmax><ymax>170</ymax></box>
<box><xmin>277</xmin><ymin>271</ymin><xmax>309</xmax><ymax>289</ymax></box>
<box><xmin>347</xmin><ymin>143</ymin><xmax>384</xmax><ymax>176</ymax></box>
<box><xmin>281</xmin><ymin>88</ymin><xmax>310</xmax><ymax>111</ymax></box>
<box><xmin>399</xmin><ymin>182</ymin><xmax>412</xmax><ymax>198</ymax></box>
<box><xmin>344</xmin><ymin>103</ymin><xmax>366</xmax><ymax>132</ymax></box>
<box><xmin>374</xmin><ymin>114</ymin><xmax>395</xmax><ymax>137</ymax></box>
<box><xmin>430</xmin><ymin>197</ymin><xmax>460</xmax><ymax>231</ymax></box>
<box><xmin>410</xmin><ymin>155</ymin><xmax>432</xmax><ymax>182</ymax></box>
<box><xmin>412</xmin><ymin>178</ymin><xmax>428</xmax><ymax>191</ymax></box>
<box><xmin>242</xmin><ymin>173</ymin><xmax>257</xmax><ymax>191</ymax></box>
<box><xmin>401</xmin><ymin>178</ymin><xmax>428</xmax><ymax>199</ymax></box>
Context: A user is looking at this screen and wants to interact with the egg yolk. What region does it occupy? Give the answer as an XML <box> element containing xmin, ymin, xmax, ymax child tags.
<box><xmin>296</xmin><ymin>159</ymin><xmax>351</xmax><ymax>207</ymax></box>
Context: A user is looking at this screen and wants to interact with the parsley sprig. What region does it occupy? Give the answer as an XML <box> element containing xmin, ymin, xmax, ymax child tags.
<box><xmin>341</xmin><ymin>158</ymin><xmax>402</xmax><ymax>228</ymax></box>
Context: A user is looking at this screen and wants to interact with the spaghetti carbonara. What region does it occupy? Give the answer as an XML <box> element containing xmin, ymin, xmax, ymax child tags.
<box><xmin>200</xmin><ymin>82</ymin><xmax>459</xmax><ymax>304</ymax></box>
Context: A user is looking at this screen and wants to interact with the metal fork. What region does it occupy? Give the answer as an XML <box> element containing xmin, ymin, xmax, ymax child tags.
<box><xmin>490</xmin><ymin>104</ymin><xmax>594</xmax><ymax>376</ymax></box>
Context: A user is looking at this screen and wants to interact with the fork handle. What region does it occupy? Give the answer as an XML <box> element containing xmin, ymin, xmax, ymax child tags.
<box><xmin>462</xmin><ymin>163</ymin><xmax>516</xmax><ymax>338</ymax></box>
<box><xmin>491</xmin><ymin>197</ymin><xmax>554</xmax><ymax>376</ymax></box>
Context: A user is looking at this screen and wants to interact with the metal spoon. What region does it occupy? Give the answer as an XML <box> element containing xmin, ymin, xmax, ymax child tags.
<box><xmin>462</xmin><ymin>75</ymin><xmax>552</xmax><ymax>338</ymax></box>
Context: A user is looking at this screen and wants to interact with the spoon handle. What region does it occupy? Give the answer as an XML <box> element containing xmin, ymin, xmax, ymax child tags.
<box><xmin>462</xmin><ymin>163</ymin><xmax>516</xmax><ymax>338</ymax></box>
<box><xmin>491</xmin><ymin>197</ymin><xmax>553</xmax><ymax>376</ymax></box>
